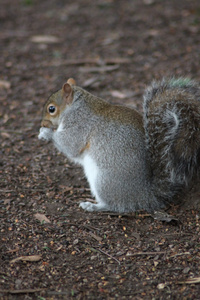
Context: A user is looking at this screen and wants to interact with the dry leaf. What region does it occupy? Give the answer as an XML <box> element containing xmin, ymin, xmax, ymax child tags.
<box><xmin>0</xmin><ymin>80</ymin><xmax>11</xmax><ymax>89</ymax></box>
<box><xmin>30</xmin><ymin>35</ymin><xmax>59</xmax><ymax>44</ymax></box>
<box><xmin>110</xmin><ymin>90</ymin><xmax>127</xmax><ymax>99</ymax></box>
<box><xmin>148</xmin><ymin>29</ymin><xmax>160</xmax><ymax>36</ymax></box>
<box><xmin>157</xmin><ymin>283</ymin><xmax>166</xmax><ymax>289</ymax></box>
<box><xmin>1</xmin><ymin>132</ymin><xmax>11</xmax><ymax>139</ymax></box>
<box><xmin>82</xmin><ymin>77</ymin><xmax>99</xmax><ymax>88</ymax></box>
<box><xmin>4</xmin><ymin>199</ymin><xmax>11</xmax><ymax>205</ymax></box>
<box><xmin>34</xmin><ymin>213</ymin><xmax>51</xmax><ymax>223</ymax></box>
<box><xmin>153</xmin><ymin>211</ymin><xmax>179</xmax><ymax>223</ymax></box>
<box><xmin>10</xmin><ymin>255</ymin><xmax>42</xmax><ymax>264</ymax></box>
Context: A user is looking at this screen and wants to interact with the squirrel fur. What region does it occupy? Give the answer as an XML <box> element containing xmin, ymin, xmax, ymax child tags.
<box><xmin>38</xmin><ymin>77</ymin><xmax>200</xmax><ymax>213</ymax></box>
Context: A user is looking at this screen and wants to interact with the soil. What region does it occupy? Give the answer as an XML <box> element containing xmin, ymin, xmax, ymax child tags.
<box><xmin>0</xmin><ymin>0</ymin><xmax>200</xmax><ymax>299</ymax></box>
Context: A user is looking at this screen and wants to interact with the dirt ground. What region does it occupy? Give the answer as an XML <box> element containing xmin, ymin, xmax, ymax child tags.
<box><xmin>0</xmin><ymin>0</ymin><xmax>200</xmax><ymax>299</ymax></box>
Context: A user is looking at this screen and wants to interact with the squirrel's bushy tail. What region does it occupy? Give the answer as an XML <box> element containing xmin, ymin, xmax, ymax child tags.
<box><xmin>143</xmin><ymin>78</ymin><xmax>200</xmax><ymax>204</ymax></box>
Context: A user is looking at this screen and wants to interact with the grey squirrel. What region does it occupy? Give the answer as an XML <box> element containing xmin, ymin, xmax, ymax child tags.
<box><xmin>38</xmin><ymin>77</ymin><xmax>200</xmax><ymax>212</ymax></box>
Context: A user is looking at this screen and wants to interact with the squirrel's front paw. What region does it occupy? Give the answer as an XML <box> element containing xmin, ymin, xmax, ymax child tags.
<box><xmin>38</xmin><ymin>127</ymin><xmax>53</xmax><ymax>141</ymax></box>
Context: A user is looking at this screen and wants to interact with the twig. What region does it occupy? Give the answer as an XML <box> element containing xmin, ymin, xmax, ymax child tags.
<box><xmin>64</xmin><ymin>222</ymin><xmax>100</xmax><ymax>231</ymax></box>
<box><xmin>0</xmin><ymin>129</ymin><xmax>37</xmax><ymax>135</ymax></box>
<box><xmin>169</xmin><ymin>252</ymin><xmax>190</xmax><ymax>258</ymax></box>
<box><xmin>6</xmin><ymin>248</ymin><xmax>19</xmax><ymax>254</ymax></box>
<box><xmin>0</xmin><ymin>288</ymin><xmax>43</xmax><ymax>294</ymax></box>
<box><xmin>96</xmin><ymin>248</ymin><xmax>121</xmax><ymax>265</ymax></box>
<box><xmin>161</xmin><ymin>232</ymin><xmax>193</xmax><ymax>236</ymax></box>
<box><xmin>79</xmin><ymin>65</ymin><xmax>119</xmax><ymax>73</ymax></box>
<box><xmin>0</xmin><ymin>129</ymin><xmax>23</xmax><ymax>134</ymax></box>
<box><xmin>41</xmin><ymin>57</ymin><xmax>132</xmax><ymax>68</ymax></box>
<box><xmin>0</xmin><ymin>189</ymin><xmax>16</xmax><ymax>193</ymax></box>
<box><xmin>47</xmin><ymin>291</ymin><xmax>70</xmax><ymax>295</ymax></box>
<box><xmin>128</xmin><ymin>251</ymin><xmax>166</xmax><ymax>256</ymax></box>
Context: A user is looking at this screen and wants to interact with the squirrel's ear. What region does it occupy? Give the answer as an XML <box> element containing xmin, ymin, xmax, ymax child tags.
<box><xmin>67</xmin><ymin>78</ymin><xmax>76</xmax><ymax>86</ymax></box>
<box><xmin>62</xmin><ymin>83</ymin><xmax>73</xmax><ymax>104</ymax></box>
<box><xmin>62</xmin><ymin>83</ymin><xmax>72</xmax><ymax>96</ymax></box>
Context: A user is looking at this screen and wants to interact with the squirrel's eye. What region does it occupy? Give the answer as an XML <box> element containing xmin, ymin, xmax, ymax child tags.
<box><xmin>48</xmin><ymin>105</ymin><xmax>56</xmax><ymax>115</ymax></box>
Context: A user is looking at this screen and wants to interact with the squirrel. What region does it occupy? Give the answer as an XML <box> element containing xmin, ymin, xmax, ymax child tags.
<box><xmin>38</xmin><ymin>77</ymin><xmax>200</xmax><ymax>213</ymax></box>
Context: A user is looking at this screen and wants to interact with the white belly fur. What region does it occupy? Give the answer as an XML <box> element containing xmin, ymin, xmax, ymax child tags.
<box><xmin>81</xmin><ymin>154</ymin><xmax>99</xmax><ymax>197</ymax></box>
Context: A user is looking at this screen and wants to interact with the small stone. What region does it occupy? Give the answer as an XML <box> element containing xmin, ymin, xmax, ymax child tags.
<box><xmin>183</xmin><ymin>267</ymin><xmax>190</xmax><ymax>274</ymax></box>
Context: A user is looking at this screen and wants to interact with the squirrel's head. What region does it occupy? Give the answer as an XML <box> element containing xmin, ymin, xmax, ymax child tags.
<box><xmin>41</xmin><ymin>78</ymin><xmax>76</xmax><ymax>128</ymax></box>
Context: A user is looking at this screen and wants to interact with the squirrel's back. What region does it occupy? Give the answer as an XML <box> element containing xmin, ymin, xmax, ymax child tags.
<box><xmin>143</xmin><ymin>78</ymin><xmax>200</xmax><ymax>204</ymax></box>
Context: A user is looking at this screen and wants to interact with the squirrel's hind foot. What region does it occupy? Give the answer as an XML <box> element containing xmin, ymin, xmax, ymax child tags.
<box><xmin>79</xmin><ymin>201</ymin><xmax>108</xmax><ymax>212</ymax></box>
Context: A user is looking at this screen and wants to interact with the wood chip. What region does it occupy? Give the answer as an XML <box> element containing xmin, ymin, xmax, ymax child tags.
<box><xmin>10</xmin><ymin>255</ymin><xmax>42</xmax><ymax>264</ymax></box>
<box><xmin>88</xmin><ymin>232</ymin><xmax>102</xmax><ymax>242</ymax></box>
<box><xmin>34</xmin><ymin>213</ymin><xmax>51</xmax><ymax>223</ymax></box>
<box><xmin>30</xmin><ymin>35</ymin><xmax>59</xmax><ymax>44</ymax></box>
<box><xmin>181</xmin><ymin>277</ymin><xmax>200</xmax><ymax>284</ymax></box>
